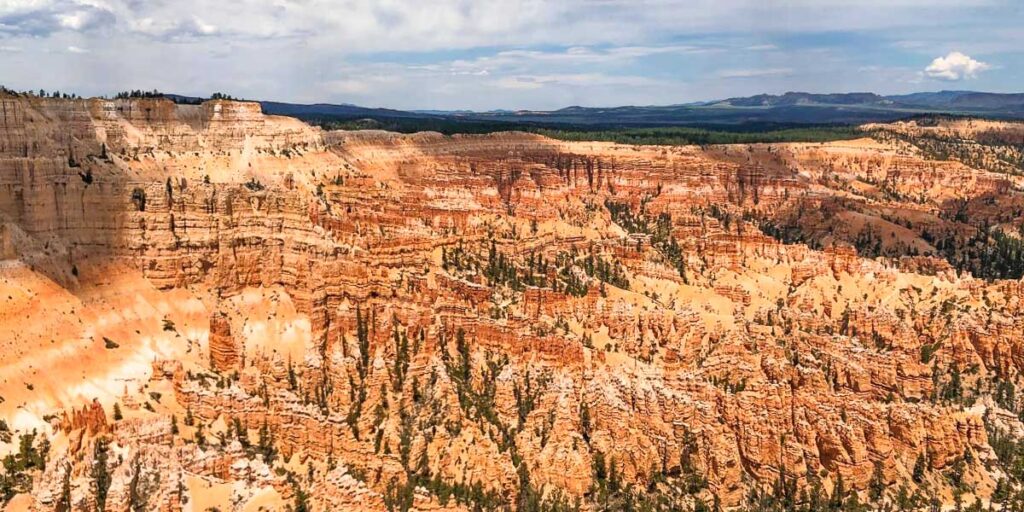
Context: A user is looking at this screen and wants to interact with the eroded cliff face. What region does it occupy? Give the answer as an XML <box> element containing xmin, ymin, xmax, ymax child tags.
<box><xmin>1</xmin><ymin>95</ymin><xmax>1024</xmax><ymax>511</ymax></box>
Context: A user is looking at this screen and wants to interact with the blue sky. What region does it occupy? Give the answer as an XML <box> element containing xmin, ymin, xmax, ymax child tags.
<box><xmin>0</xmin><ymin>0</ymin><xmax>1021</xmax><ymax>110</ymax></box>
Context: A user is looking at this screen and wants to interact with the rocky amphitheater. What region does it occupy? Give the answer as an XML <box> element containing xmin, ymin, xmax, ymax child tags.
<box><xmin>1</xmin><ymin>94</ymin><xmax>1024</xmax><ymax>511</ymax></box>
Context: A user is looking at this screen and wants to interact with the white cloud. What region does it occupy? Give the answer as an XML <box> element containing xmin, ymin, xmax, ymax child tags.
<box><xmin>445</xmin><ymin>44</ymin><xmax>714</xmax><ymax>78</ymax></box>
<box><xmin>496</xmin><ymin>73</ymin><xmax>661</xmax><ymax>88</ymax></box>
<box><xmin>450</xmin><ymin>69</ymin><xmax>489</xmax><ymax>76</ymax></box>
<box><xmin>493</xmin><ymin>76</ymin><xmax>545</xmax><ymax>90</ymax></box>
<box><xmin>57</xmin><ymin>11</ymin><xmax>87</xmax><ymax>29</ymax></box>
<box><xmin>0</xmin><ymin>0</ymin><xmax>1017</xmax><ymax>110</ymax></box>
<box><xmin>924</xmin><ymin>51</ymin><xmax>991</xmax><ymax>80</ymax></box>
<box><xmin>128</xmin><ymin>15</ymin><xmax>219</xmax><ymax>39</ymax></box>
<box><xmin>719</xmin><ymin>68</ymin><xmax>793</xmax><ymax>79</ymax></box>
<box><xmin>496</xmin><ymin>73</ymin><xmax>650</xmax><ymax>91</ymax></box>
<box><xmin>192</xmin><ymin>17</ymin><xmax>217</xmax><ymax>36</ymax></box>
<box><xmin>2</xmin><ymin>0</ymin><xmax>1005</xmax><ymax>52</ymax></box>
<box><xmin>66</xmin><ymin>45</ymin><xmax>88</xmax><ymax>53</ymax></box>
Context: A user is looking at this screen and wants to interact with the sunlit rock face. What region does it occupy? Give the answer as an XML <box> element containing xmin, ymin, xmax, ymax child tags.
<box><xmin>1</xmin><ymin>94</ymin><xmax>1023</xmax><ymax>510</ymax></box>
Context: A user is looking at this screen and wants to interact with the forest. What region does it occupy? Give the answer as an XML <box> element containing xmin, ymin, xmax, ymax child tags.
<box><xmin>307</xmin><ymin>115</ymin><xmax>865</xmax><ymax>145</ymax></box>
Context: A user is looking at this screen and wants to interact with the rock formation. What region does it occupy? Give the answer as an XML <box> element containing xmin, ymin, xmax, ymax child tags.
<box><xmin>0</xmin><ymin>94</ymin><xmax>1023</xmax><ymax>510</ymax></box>
<box><xmin>0</xmin><ymin>223</ymin><xmax>12</xmax><ymax>259</ymax></box>
<box><xmin>208</xmin><ymin>311</ymin><xmax>239</xmax><ymax>372</ymax></box>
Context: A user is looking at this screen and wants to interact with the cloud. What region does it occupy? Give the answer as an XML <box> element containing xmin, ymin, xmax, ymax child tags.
<box><xmin>3</xmin><ymin>0</ymin><xmax>1002</xmax><ymax>53</ymax></box>
<box><xmin>0</xmin><ymin>0</ymin><xmax>115</xmax><ymax>36</ymax></box>
<box><xmin>0</xmin><ymin>0</ymin><xmax>1018</xmax><ymax>110</ymax></box>
<box><xmin>493</xmin><ymin>76</ymin><xmax>545</xmax><ymax>90</ymax></box>
<box><xmin>57</xmin><ymin>11</ymin><xmax>87</xmax><ymax>30</ymax></box>
<box><xmin>924</xmin><ymin>51</ymin><xmax>991</xmax><ymax>80</ymax></box>
<box><xmin>129</xmin><ymin>16</ymin><xmax>219</xmax><ymax>40</ymax></box>
<box><xmin>455</xmin><ymin>45</ymin><xmax>707</xmax><ymax>67</ymax></box>
<box><xmin>66</xmin><ymin>45</ymin><xmax>88</xmax><ymax>53</ymax></box>
<box><xmin>719</xmin><ymin>68</ymin><xmax>793</xmax><ymax>79</ymax></box>
<box><xmin>494</xmin><ymin>73</ymin><xmax>661</xmax><ymax>88</ymax></box>
<box><xmin>191</xmin><ymin>17</ymin><xmax>217</xmax><ymax>36</ymax></box>
<box><xmin>444</xmin><ymin>44</ymin><xmax>715</xmax><ymax>80</ymax></box>
<box><xmin>323</xmin><ymin>74</ymin><xmax>402</xmax><ymax>95</ymax></box>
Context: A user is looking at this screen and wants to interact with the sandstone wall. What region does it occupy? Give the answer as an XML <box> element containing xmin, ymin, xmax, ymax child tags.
<box><xmin>4</xmin><ymin>96</ymin><xmax>1024</xmax><ymax>510</ymax></box>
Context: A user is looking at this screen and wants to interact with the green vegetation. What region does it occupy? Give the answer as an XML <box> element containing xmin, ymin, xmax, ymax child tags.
<box><xmin>286</xmin><ymin>472</ymin><xmax>310</xmax><ymax>512</ymax></box>
<box><xmin>345</xmin><ymin>306</ymin><xmax>372</xmax><ymax>439</ymax></box>
<box><xmin>244</xmin><ymin>177</ymin><xmax>265</xmax><ymax>192</ymax></box>
<box><xmin>484</xmin><ymin>240</ymin><xmax>524</xmax><ymax>291</ymax></box>
<box><xmin>1</xmin><ymin>432</ymin><xmax>49</xmax><ymax>505</ymax></box>
<box><xmin>977</xmin><ymin>413</ymin><xmax>1024</xmax><ymax>511</ymax></box>
<box><xmin>870</xmin><ymin>121</ymin><xmax>1024</xmax><ymax>176</ymax></box>
<box><xmin>752</xmin><ymin>197</ymin><xmax>1024</xmax><ymax>281</ymax></box>
<box><xmin>56</xmin><ymin>462</ymin><xmax>72</xmax><ymax>512</ymax></box>
<box><xmin>0</xmin><ymin>86</ymin><xmax>81</xmax><ymax>99</ymax></box>
<box><xmin>130</xmin><ymin>188</ymin><xmax>146</xmax><ymax>212</ymax></box>
<box><xmin>391</xmin><ymin>321</ymin><xmax>411</xmax><ymax>392</ymax></box>
<box><xmin>92</xmin><ymin>437</ymin><xmax>111</xmax><ymax>511</ymax></box>
<box><xmin>538</xmin><ymin>125</ymin><xmax>864</xmax><ymax>146</ymax></box>
<box><xmin>935</xmin><ymin>225</ymin><xmax>1024</xmax><ymax>280</ymax></box>
<box><xmin>606</xmin><ymin>200</ymin><xmax>687</xmax><ymax>281</ymax></box>
<box><xmin>444</xmin><ymin>238</ymin><xmax>628</xmax><ymax>299</ymax></box>
<box><xmin>114</xmin><ymin>89</ymin><xmax>165</xmax><ymax>99</ymax></box>
<box><xmin>307</xmin><ymin>114</ymin><xmax>865</xmax><ymax>145</ymax></box>
<box><xmin>307</xmin><ymin>116</ymin><xmax>535</xmax><ymax>135</ymax></box>
<box><xmin>442</xmin><ymin>328</ymin><xmax>506</xmax><ymax>431</ymax></box>
<box><xmin>126</xmin><ymin>454</ymin><xmax>151</xmax><ymax>511</ymax></box>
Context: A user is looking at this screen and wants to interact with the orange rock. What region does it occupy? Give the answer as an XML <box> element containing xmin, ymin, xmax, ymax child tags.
<box><xmin>208</xmin><ymin>310</ymin><xmax>239</xmax><ymax>372</ymax></box>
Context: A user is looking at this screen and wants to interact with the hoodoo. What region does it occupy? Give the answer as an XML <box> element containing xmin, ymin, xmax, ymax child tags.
<box><xmin>0</xmin><ymin>94</ymin><xmax>1023</xmax><ymax>510</ymax></box>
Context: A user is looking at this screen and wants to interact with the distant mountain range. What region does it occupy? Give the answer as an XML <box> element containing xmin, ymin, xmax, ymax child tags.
<box><xmin>259</xmin><ymin>101</ymin><xmax>430</xmax><ymax>120</ymax></box>
<box><xmin>709</xmin><ymin>91</ymin><xmax>1024</xmax><ymax>110</ymax></box>
<box><xmin>255</xmin><ymin>90</ymin><xmax>1024</xmax><ymax>130</ymax></box>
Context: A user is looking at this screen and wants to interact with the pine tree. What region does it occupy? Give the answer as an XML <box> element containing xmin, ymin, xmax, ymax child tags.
<box><xmin>869</xmin><ymin>461</ymin><xmax>885</xmax><ymax>502</ymax></box>
<box><xmin>829</xmin><ymin>473</ymin><xmax>845</xmax><ymax>511</ymax></box>
<box><xmin>912</xmin><ymin>453</ymin><xmax>927</xmax><ymax>484</ymax></box>
<box><xmin>287</xmin><ymin>358</ymin><xmax>297</xmax><ymax>390</ymax></box>
<box><xmin>579</xmin><ymin>401</ymin><xmax>591</xmax><ymax>443</ymax></box>
<box><xmin>92</xmin><ymin>437</ymin><xmax>111</xmax><ymax>512</ymax></box>
<box><xmin>55</xmin><ymin>462</ymin><xmax>72</xmax><ymax>512</ymax></box>
<box><xmin>258</xmin><ymin>419</ymin><xmax>276</xmax><ymax>463</ymax></box>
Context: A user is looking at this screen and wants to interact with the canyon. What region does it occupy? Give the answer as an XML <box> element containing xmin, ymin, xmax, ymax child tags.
<box><xmin>1</xmin><ymin>94</ymin><xmax>1024</xmax><ymax>511</ymax></box>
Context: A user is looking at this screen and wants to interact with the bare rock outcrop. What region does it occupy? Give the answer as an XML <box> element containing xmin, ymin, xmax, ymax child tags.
<box><xmin>208</xmin><ymin>310</ymin><xmax>239</xmax><ymax>372</ymax></box>
<box><xmin>3</xmin><ymin>97</ymin><xmax>1024</xmax><ymax>510</ymax></box>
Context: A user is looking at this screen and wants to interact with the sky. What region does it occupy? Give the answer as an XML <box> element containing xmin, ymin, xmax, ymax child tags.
<box><xmin>0</xmin><ymin>0</ymin><xmax>1022</xmax><ymax>111</ymax></box>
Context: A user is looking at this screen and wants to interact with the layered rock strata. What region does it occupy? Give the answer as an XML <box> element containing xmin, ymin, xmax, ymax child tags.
<box><xmin>1</xmin><ymin>95</ymin><xmax>1023</xmax><ymax>510</ymax></box>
